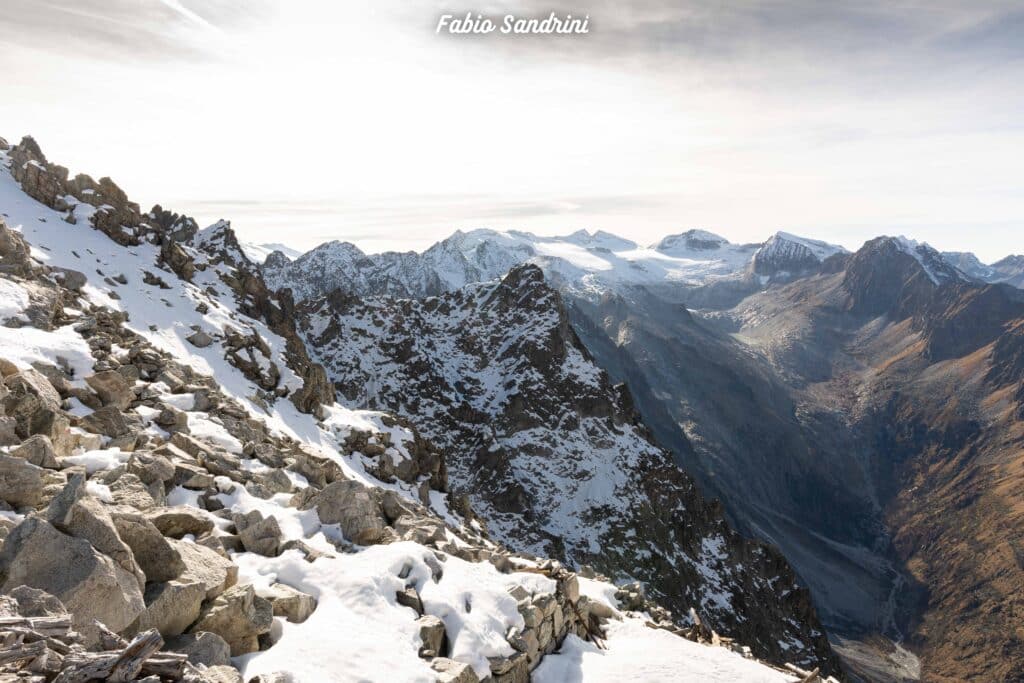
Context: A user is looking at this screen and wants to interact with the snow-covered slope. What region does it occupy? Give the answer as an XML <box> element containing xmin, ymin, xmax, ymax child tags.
<box><xmin>240</xmin><ymin>241</ymin><xmax>303</xmax><ymax>264</ymax></box>
<box><xmin>260</xmin><ymin>228</ymin><xmax>847</xmax><ymax>303</ymax></box>
<box><xmin>0</xmin><ymin>135</ymin><xmax>841</xmax><ymax>682</ymax></box>
<box><xmin>888</xmin><ymin>236</ymin><xmax>968</xmax><ymax>285</ymax></box>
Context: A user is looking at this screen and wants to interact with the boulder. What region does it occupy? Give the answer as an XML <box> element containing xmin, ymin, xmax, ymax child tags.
<box><xmin>127</xmin><ymin>451</ymin><xmax>175</xmax><ymax>486</ymax></box>
<box><xmin>146</xmin><ymin>506</ymin><xmax>214</xmax><ymax>538</ymax></box>
<box><xmin>47</xmin><ymin>479</ymin><xmax>145</xmax><ymax>588</ymax></box>
<box><xmin>4</xmin><ymin>370</ymin><xmax>70</xmax><ymax>447</ymax></box>
<box><xmin>186</xmin><ymin>330</ymin><xmax>214</xmax><ymax>348</ymax></box>
<box><xmin>0</xmin><ymin>517</ymin><xmax>145</xmax><ymax>643</ymax></box>
<box><xmin>489</xmin><ymin>653</ymin><xmax>529</xmax><ymax>683</ymax></box>
<box><xmin>431</xmin><ymin>657</ymin><xmax>480</xmax><ymax>683</ymax></box>
<box><xmin>393</xmin><ymin>515</ymin><xmax>447</xmax><ymax>545</ymax></box>
<box><xmin>290</xmin><ymin>363</ymin><xmax>334</xmax><ymax>415</ymax></box>
<box><xmin>108</xmin><ymin>472</ymin><xmax>158</xmax><ymax>509</ymax></box>
<box><xmin>2</xmin><ymin>585</ymin><xmax>67</xmax><ymax>618</ymax></box>
<box><xmin>314</xmin><ymin>479</ymin><xmax>386</xmax><ymax>545</ymax></box>
<box><xmin>85</xmin><ymin>370</ymin><xmax>134</xmax><ymax>409</ymax></box>
<box><xmin>82</xmin><ymin>405</ymin><xmax>131</xmax><ymax>437</ymax></box>
<box><xmin>264</xmin><ymin>583</ymin><xmax>317</xmax><ymax>623</ymax></box>
<box><xmin>416</xmin><ymin>614</ymin><xmax>446</xmax><ymax>658</ymax></box>
<box><xmin>396</xmin><ymin>586</ymin><xmax>423</xmax><ymax>615</ymax></box>
<box><xmin>189</xmin><ymin>584</ymin><xmax>273</xmax><ymax>656</ymax></box>
<box><xmin>234</xmin><ymin>509</ymin><xmax>282</xmax><ymax>557</ymax></box>
<box><xmin>171</xmin><ymin>538</ymin><xmax>237</xmax><ymax>599</ymax></box>
<box><xmin>112</xmin><ymin>510</ymin><xmax>185</xmax><ymax>582</ymax></box>
<box><xmin>0</xmin><ymin>453</ymin><xmax>44</xmax><ymax>507</ymax></box>
<box><xmin>133</xmin><ymin>579</ymin><xmax>206</xmax><ymax>636</ymax></box>
<box><xmin>9</xmin><ymin>434</ymin><xmax>59</xmax><ymax>469</ymax></box>
<box><xmin>165</xmin><ymin>631</ymin><xmax>232</xmax><ymax>666</ymax></box>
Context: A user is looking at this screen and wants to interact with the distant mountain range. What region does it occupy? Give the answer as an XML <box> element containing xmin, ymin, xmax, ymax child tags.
<box><xmin>262</xmin><ymin>227</ymin><xmax>1022</xmax><ymax>306</ymax></box>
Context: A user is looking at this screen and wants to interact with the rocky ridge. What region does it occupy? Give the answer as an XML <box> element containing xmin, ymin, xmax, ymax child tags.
<box><xmin>293</xmin><ymin>263</ymin><xmax>840</xmax><ymax>675</ymax></box>
<box><xmin>0</xmin><ymin>135</ymin><xmax>837</xmax><ymax>682</ymax></box>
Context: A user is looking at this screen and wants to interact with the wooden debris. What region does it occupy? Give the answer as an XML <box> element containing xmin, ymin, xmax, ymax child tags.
<box><xmin>0</xmin><ymin>617</ymin><xmax>186</xmax><ymax>683</ymax></box>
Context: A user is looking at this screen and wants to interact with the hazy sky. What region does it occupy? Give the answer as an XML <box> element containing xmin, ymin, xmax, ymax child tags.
<box><xmin>1</xmin><ymin>1</ymin><xmax>1022</xmax><ymax>260</ymax></box>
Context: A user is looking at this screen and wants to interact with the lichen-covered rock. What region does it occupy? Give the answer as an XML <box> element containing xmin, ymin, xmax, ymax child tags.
<box><xmin>314</xmin><ymin>479</ymin><xmax>386</xmax><ymax>545</ymax></box>
<box><xmin>234</xmin><ymin>509</ymin><xmax>282</xmax><ymax>557</ymax></box>
<box><xmin>0</xmin><ymin>516</ymin><xmax>145</xmax><ymax>644</ymax></box>
<box><xmin>264</xmin><ymin>582</ymin><xmax>317</xmax><ymax>624</ymax></box>
<box><xmin>165</xmin><ymin>631</ymin><xmax>232</xmax><ymax>667</ymax></box>
<box><xmin>85</xmin><ymin>370</ymin><xmax>134</xmax><ymax>409</ymax></box>
<box><xmin>146</xmin><ymin>506</ymin><xmax>215</xmax><ymax>538</ymax></box>
<box><xmin>9</xmin><ymin>434</ymin><xmax>59</xmax><ymax>469</ymax></box>
<box><xmin>0</xmin><ymin>453</ymin><xmax>45</xmax><ymax>507</ymax></box>
<box><xmin>171</xmin><ymin>538</ymin><xmax>238</xmax><ymax>600</ymax></box>
<box><xmin>189</xmin><ymin>583</ymin><xmax>273</xmax><ymax>656</ymax></box>
<box><xmin>112</xmin><ymin>510</ymin><xmax>186</xmax><ymax>582</ymax></box>
<box><xmin>132</xmin><ymin>579</ymin><xmax>206</xmax><ymax>637</ymax></box>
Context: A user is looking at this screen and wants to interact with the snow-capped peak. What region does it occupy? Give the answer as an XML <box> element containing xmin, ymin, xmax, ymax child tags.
<box><xmin>890</xmin><ymin>235</ymin><xmax>967</xmax><ymax>285</ymax></box>
<box><xmin>652</xmin><ymin>229</ymin><xmax>731</xmax><ymax>253</ymax></box>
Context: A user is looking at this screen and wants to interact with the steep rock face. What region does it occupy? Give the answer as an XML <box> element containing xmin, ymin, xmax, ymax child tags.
<box><xmin>752</xmin><ymin>232</ymin><xmax>846</xmax><ymax>281</ymax></box>
<box><xmin>295</xmin><ymin>264</ymin><xmax>839</xmax><ymax>674</ymax></box>
<box><xmin>841</xmin><ymin>237</ymin><xmax>963</xmax><ymax>317</ymax></box>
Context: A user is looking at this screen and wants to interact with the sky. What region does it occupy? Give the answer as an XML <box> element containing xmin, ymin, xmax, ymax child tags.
<box><xmin>1</xmin><ymin>0</ymin><xmax>1022</xmax><ymax>261</ymax></box>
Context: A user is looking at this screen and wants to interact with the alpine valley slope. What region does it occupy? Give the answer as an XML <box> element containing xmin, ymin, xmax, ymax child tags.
<box><xmin>717</xmin><ymin>237</ymin><xmax>1024</xmax><ymax>683</ymax></box>
<box><xmin>0</xmin><ymin>133</ymin><xmax>844</xmax><ymax>683</ymax></box>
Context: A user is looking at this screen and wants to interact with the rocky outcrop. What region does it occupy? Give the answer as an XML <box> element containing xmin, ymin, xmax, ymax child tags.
<box><xmin>290</xmin><ymin>362</ymin><xmax>334</xmax><ymax>416</ymax></box>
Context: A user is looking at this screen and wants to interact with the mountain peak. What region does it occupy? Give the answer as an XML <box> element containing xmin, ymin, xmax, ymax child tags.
<box><xmin>653</xmin><ymin>229</ymin><xmax>730</xmax><ymax>252</ymax></box>
<box><xmin>751</xmin><ymin>232</ymin><xmax>847</xmax><ymax>279</ymax></box>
